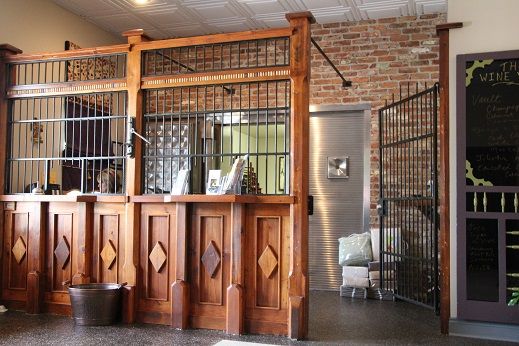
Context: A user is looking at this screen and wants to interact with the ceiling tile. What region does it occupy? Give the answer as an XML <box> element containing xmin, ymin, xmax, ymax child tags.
<box><xmin>312</xmin><ymin>6</ymin><xmax>356</xmax><ymax>24</ymax></box>
<box><xmin>236</xmin><ymin>0</ymin><xmax>289</xmax><ymax>15</ymax></box>
<box><xmin>53</xmin><ymin>0</ymin><xmax>122</xmax><ymax>16</ymax></box>
<box><xmin>51</xmin><ymin>0</ymin><xmax>446</xmax><ymax>39</ymax></box>
<box><xmin>253</xmin><ymin>12</ymin><xmax>289</xmax><ymax>28</ymax></box>
<box><xmin>415</xmin><ymin>0</ymin><xmax>447</xmax><ymax>15</ymax></box>
<box><xmin>300</xmin><ymin>0</ymin><xmax>344</xmax><ymax>9</ymax></box>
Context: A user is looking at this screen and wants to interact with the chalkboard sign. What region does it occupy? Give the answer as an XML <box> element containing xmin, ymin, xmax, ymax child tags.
<box><xmin>465</xmin><ymin>56</ymin><xmax>519</xmax><ymax>186</ymax></box>
<box><xmin>466</xmin><ymin>218</ymin><xmax>499</xmax><ymax>302</ymax></box>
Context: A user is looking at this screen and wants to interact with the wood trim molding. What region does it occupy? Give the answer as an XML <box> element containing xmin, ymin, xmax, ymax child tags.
<box><xmin>133</xmin><ymin>27</ymin><xmax>292</xmax><ymax>52</ymax></box>
<box><xmin>4</xmin><ymin>44</ymin><xmax>130</xmax><ymax>63</ymax></box>
<box><xmin>436</xmin><ymin>21</ymin><xmax>463</xmax><ymax>335</ymax></box>
<box><xmin>141</xmin><ymin>66</ymin><xmax>290</xmax><ymax>89</ymax></box>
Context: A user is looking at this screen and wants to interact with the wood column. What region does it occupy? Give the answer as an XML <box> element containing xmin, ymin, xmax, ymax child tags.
<box><xmin>26</xmin><ymin>202</ymin><xmax>46</xmax><ymax>314</ymax></box>
<box><xmin>73</xmin><ymin>202</ymin><xmax>93</xmax><ymax>284</ymax></box>
<box><xmin>0</xmin><ymin>45</ymin><xmax>22</xmax><ymax>309</ymax></box>
<box><xmin>286</xmin><ymin>12</ymin><xmax>314</xmax><ymax>340</ymax></box>
<box><xmin>121</xmin><ymin>29</ymin><xmax>148</xmax><ymax>286</ymax></box>
<box><xmin>0</xmin><ymin>44</ymin><xmax>21</xmax><ymax>194</ymax></box>
<box><xmin>226</xmin><ymin>203</ymin><xmax>245</xmax><ymax>334</ymax></box>
<box><xmin>171</xmin><ymin>202</ymin><xmax>189</xmax><ymax>329</ymax></box>
<box><xmin>436</xmin><ymin>22</ymin><xmax>462</xmax><ymax>335</ymax></box>
<box><xmin>122</xmin><ymin>29</ymin><xmax>149</xmax><ymax>322</ymax></box>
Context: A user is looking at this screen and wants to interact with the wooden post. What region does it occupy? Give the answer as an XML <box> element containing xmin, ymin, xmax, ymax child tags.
<box><xmin>121</xmin><ymin>29</ymin><xmax>149</xmax><ymax>323</ymax></box>
<box><xmin>286</xmin><ymin>11</ymin><xmax>314</xmax><ymax>340</ymax></box>
<box><xmin>171</xmin><ymin>202</ymin><xmax>190</xmax><ymax>329</ymax></box>
<box><xmin>121</xmin><ymin>29</ymin><xmax>148</xmax><ymax>286</ymax></box>
<box><xmin>26</xmin><ymin>202</ymin><xmax>46</xmax><ymax>314</ymax></box>
<box><xmin>226</xmin><ymin>203</ymin><xmax>245</xmax><ymax>334</ymax></box>
<box><xmin>0</xmin><ymin>44</ymin><xmax>22</xmax><ymax>308</ymax></box>
<box><xmin>73</xmin><ymin>202</ymin><xmax>93</xmax><ymax>284</ymax></box>
<box><xmin>0</xmin><ymin>44</ymin><xmax>22</xmax><ymax>194</ymax></box>
<box><xmin>436</xmin><ymin>22</ymin><xmax>462</xmax><ymax>335</ymax></box>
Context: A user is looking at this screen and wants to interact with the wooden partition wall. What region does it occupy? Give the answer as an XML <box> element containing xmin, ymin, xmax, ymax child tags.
<box><xmin>0</xmin><ymin>12</ymin><xmax>314</xmax><ymax>339</ymax></box>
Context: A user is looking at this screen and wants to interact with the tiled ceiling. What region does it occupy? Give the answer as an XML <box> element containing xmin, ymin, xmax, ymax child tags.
<box><xmin>51</xmin><ymin>0</ymin><xmax>447</xmax><ymax>39</ymax></box>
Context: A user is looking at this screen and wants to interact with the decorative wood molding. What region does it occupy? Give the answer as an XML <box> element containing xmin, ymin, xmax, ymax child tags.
<box><xmin>100</xmin><ymin>239</ymin><xmax>117</xmax><ymax>270</ymax></box>
<box><xmin>201</xmin><ymin>240</ymin><xmax>221</xmax><ymax>279</ymax></box>
<box><xmin>6</xmin><ymin>80</ymin><xmax>127</xmax><ymax>99</ymax></box>
<box><xmin>149</xmin><ymin>241</ymin><xmax>167</xmax><ymax>273</ymax></box>
<box><xmin>54</xmin><ymin>236</ymin><xmax>70</xmax><ymax>270</ymax></box>
<box><xmin>11</xmin><ymin>236</ymin><xmax>26</xmax><ymax>264</ymax></box>
<box><xmin>141</xmin><ymin>67</ymin><xmax>289</xmax><ymax>89</ymax></box>
<box><xmin>198</xmin><ymin>215</ymin><xmax>224</xmax><ymax>306</ymax></box>
<box><xmin>4</xmin><ymin>44</ymin><xmax>130</xmax><ymax>63</ymax></box>
<box><xmin>134</xmin><ymin>27</ymin><xmax>292</xmax><ymax>52</ymax></box>
<box><xmin>258</xmin><ymin>244</ymin><xmax>278</xmax><ymax>279</ymax></box>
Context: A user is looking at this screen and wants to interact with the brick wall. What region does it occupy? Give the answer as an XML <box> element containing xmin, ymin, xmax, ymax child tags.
<box><xmin>309</xmin><ymin>13</ymin><xmax>446</xmax><ymax>226</ymax></box>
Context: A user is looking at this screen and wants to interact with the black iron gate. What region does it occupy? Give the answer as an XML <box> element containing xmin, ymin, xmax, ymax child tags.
<box><xmin>378</xmin><ymin>83</ymin><xmax>439</xmax><ymax>311</ymax></box>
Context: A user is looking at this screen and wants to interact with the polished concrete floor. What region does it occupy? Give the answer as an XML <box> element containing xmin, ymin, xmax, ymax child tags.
<box><xmin>0</xmin><ymin>291</ymin><xmax>515</xmax><ymax>345</ymax></box>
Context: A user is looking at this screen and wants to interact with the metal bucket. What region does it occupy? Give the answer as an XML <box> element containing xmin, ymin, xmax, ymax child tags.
<box><xmin>67</xmin><ymin>283</ymin><xmax>123</xmax><ymax>326</ymax></box>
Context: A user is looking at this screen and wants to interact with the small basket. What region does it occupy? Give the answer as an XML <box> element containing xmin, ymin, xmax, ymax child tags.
<box><xmin>65</xmin><ymin>281</ymin><xmax>125</xmax><ymax>326</ymax></box>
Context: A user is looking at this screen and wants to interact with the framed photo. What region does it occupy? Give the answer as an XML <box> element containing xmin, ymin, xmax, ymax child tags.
<box><xmin>206</xmin><ymin>169</ymin><xmax>221</xmax><ymax>195</ymax></box>
<box><xmin>278</xmin><ymin>156</ymin><xmax>285</xmax><ymax>192</ymax></box>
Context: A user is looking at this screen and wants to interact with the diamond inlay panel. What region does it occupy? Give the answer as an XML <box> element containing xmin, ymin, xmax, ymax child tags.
<box><xmin>54</xmin><ymin>236</ymin><xmax>70</xmax><ymax>269</ymax></box>
<box><xmin>100</xmin><ymin>239</ymin><xmax>117</xmax><ymax>269</ymax></box>
<box><xmin>258</xmin><ymin>244</ymin><xmax>278</xmax><ymax>278</ymax></box>
<box><xmin>149</xmin><ymin>241</ymin><xmax>167</xmax><ymax>273</ymax></box>
<box><xmin>201</xmin><ymin>240</ymin><xmax>221</xmax><ymax>278</ymax></box>
<box><xmin>12</xmin><ymin>236</ymin><xmax>26</xmax><ymax>264</ymax></box>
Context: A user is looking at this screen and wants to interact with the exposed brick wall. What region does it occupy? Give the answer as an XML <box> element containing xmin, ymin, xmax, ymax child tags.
<box><xmin>309</xmin><ymin>13</ymin><xmax>446</xmax><ymax>227</ymax></box>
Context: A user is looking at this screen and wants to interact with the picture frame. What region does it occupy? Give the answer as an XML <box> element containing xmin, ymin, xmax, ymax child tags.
<box><xmin>278</xmin><ymin>156</ymin><xmax>285</xmax><ymax>192</ymax></box>
<box><xmin>206</xmin><ymin>169</ymin><xmax>221</xmax><ymax>195</ymax></box>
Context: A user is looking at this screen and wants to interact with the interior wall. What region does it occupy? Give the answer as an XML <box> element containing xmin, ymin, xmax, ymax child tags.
<box><xmin>448</xmin><ymin>0</ymin><xmax>519</xmax><ymax>319</ymax></box>
<box><xmin>309</xmin><ymin>13</ymin><xmax>445</xmax><ymax>227</ymax></box>
<box><xmin>0</xmin><ymin>0</ymin><xmax>123</xmax><ymax>54</ymax></box>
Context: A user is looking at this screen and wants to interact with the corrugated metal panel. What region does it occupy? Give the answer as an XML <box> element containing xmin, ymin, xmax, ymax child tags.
<box><xmin>309</xmin><ymin>110</ymin><xmax>369</xmax><ymax>291</ymax></box>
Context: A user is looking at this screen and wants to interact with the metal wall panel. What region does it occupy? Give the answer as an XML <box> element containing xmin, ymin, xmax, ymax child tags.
<box><xmin>308</xmin><ymin>107</ymin><xmax>370</xmax><ymax>291</ymax></box>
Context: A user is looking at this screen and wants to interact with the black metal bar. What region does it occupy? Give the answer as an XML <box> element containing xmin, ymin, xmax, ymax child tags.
<box><xmin>311</xmin><ymin>37</ymin><xmax>352</xmax><ymax>88</ymax></box>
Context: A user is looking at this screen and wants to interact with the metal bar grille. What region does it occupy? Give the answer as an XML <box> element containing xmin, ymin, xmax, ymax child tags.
<box><xmin>142</xmin><ymin>37</ymin><xmax>289</xmax><ymax>77</ymax></box>
<box><xmin>8</xmin><ymin>53</ymin><xmax>127</xmax><ymax>86</ymax></box>
<box><xmin>7</xmin><ymin>92</ymin><xmax>127</xmax><ymax>194</ymax></box>
<box><xmin>378</xmin><ymin>83</ymin><xmax>439</xmax><ymax>311</ymax></box>
<box><xmin>143</xmin><ymin>80</ymin><xmax>290</xmax><ymax>195</ymax></box>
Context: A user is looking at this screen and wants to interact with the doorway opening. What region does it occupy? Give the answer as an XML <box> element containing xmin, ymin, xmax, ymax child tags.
<box><xmin>308</xmin><ymin>85</ymin><xmax>440</xmax><ymax>318</ymax></box>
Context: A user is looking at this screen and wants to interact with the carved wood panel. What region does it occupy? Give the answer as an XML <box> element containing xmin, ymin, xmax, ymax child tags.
<box><xmin>199</xmin><ymin>216</ymin><xmax>223</xmax><ymax>305</ymax></box>
<box><xmin>44</xmin><ymin>203</ymin><xmax>79</xmax><ymax>310</ymax></box>
<box><xmin>7</xmin><ymin>212</ymin><xmax>29</xmax><ymax>290</ymax></box>
<box><xmin>245</xmin><ymin>204</ymin><xmax>290</xmax><ymax>335</ymax></box>
<box><xmin>255</xmin><ymin>217</ymin><xmax>281</xmax><ymax>309</ymax></box>
<box><xmin>138</xmin><ymin>203</ymin><xmax>176</xmax><ymax>324</ymax></box>
<box><xmin>49</xmin><ymin>213</ymin><xmax>73</xmax><ymax>292</ymax></box>
<box><xmin>93</xmin><ymin>203</ymin><xmax>125</xmax><ymax>284</ymax></box>
<box><xmin>190</xmin><ymin>203</ymin><xmax>230</xmax><ymax>330</ymax></box>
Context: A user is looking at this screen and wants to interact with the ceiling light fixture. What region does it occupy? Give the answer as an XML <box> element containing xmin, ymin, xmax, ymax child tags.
<box><xmin>134</xmin><ymin>0</ymin><xmax>150</xmax><ymax>5</ymax></box>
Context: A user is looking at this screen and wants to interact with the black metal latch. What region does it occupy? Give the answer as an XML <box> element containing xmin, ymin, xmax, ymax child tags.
<box><xmin>377</xmin><ymin>199</ymin><xmax>387</xmax><ymax>216</ymax></box>
<box><xmin>126</xmin><ymin>117</ymin><xmax>150</xmax><ymax>158</ymax></box>
<box><xmin>308</xmin><ymin>195</ymin><xmax>314</xmax><ymax>215</ymax></box>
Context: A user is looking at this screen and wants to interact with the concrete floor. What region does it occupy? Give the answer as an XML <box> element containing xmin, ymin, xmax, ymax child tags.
<box><xmin>0</xmin><ymin>291</ymin><xmax>515</xmax><ymax>345</ymax></box>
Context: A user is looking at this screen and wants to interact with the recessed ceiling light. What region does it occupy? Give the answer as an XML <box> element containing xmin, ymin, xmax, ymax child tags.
<box><xmin>134</xmin><ymin>0</ymin><xmax>150</xmax><ymax>4</ymax></box>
